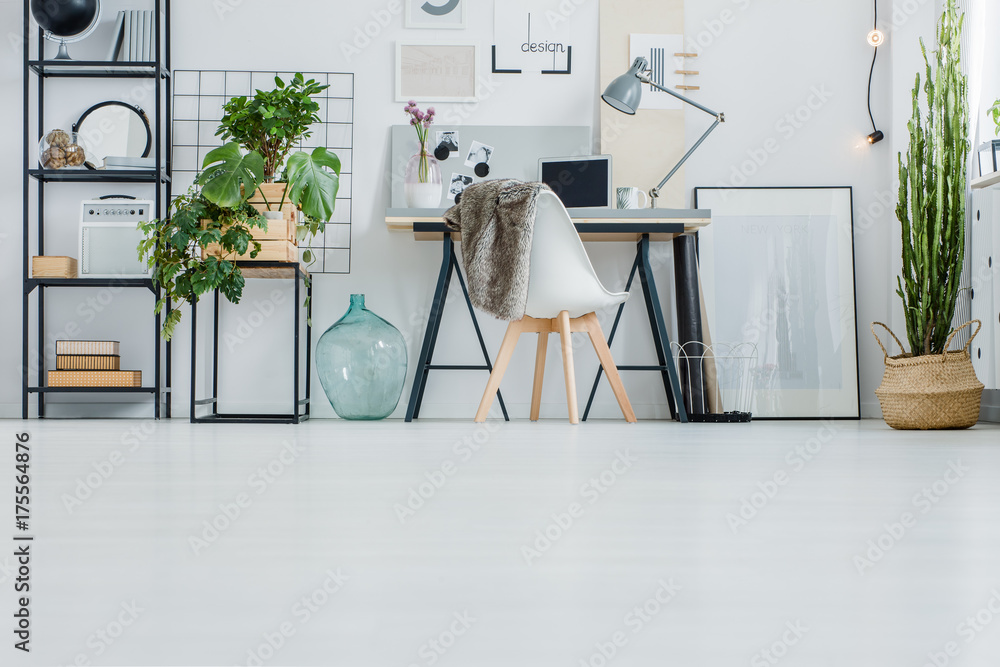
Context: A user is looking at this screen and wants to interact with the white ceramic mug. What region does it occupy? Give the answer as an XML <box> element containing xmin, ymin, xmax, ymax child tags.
<box><xmin>617</xmin><ymin>187</ymin><xmax>649</xmax><ymax>209</ymax></box>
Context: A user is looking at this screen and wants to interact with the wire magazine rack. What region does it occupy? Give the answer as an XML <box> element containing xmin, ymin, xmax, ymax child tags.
<box><xmin>671</xmin><ymin>342</ymin><xmax>759</xmax><ymax>423</ymax></box>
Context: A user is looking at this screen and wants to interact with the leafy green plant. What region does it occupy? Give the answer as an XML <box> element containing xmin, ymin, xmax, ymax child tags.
<box><xmin>895</xmin><ymin>0</ymin><xmax>969</xmax><ymax>356</ymax></box>
<box><xmin>216</xmin><ymin>73</ymin><xmax>327</xmax><ymax>181</ymax></box>
<box><xmin>138</xmin><ymin>188</ymin><xmax>266</xmax><ymax>340</ymax></box>
<box><xmin>990</xmin><ymin>99</ymin><xmax>1000</xmax><ymax>135</ymax></box>
<box><xmin>199</xmin><ymin>142</ymin><xmax>265</xmax><ymax>208</ymax></box>
<box><xmin>139</xmin><ymin>76</ymin><xmax>341</xmax><ymax>337</ymax></box>
<box><xmin>215</xmin><ymin>73</ymin><xmax>341</xmax><ymax>261</ymax></box>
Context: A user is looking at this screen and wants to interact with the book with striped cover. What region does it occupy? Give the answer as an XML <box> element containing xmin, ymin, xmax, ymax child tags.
<box><xmin>56</xmin><ymin>355</ymin><xmax>121</xmax><ymax>371</ymax></box>
<box><xmin>55</xmin><ymin>341</ymin><xmax>120</xmax><ymax>356</ymax></box>
<box><xmin>47</xmin><ymin>370</ymin><xmax>141</xmax><ymax>388</ymax></box>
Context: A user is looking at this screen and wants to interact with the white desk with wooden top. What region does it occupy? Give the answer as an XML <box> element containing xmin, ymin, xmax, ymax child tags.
<box><xmin>385</xmin><ymin>207</ymin><xmax>712</xmax><ymax>423</ymax></box>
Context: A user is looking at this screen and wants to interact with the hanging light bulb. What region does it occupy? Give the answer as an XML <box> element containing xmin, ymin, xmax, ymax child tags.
<box><xmin>867</xmin><ymin>29</ymin><xmax>885</xmax><ymax>47</ymax></box>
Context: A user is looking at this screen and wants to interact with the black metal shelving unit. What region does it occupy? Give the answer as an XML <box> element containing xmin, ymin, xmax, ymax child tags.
<box><xmin>22</xmin><ymin>0</ymin><xmax>172</xmax><ymax>419</ymax></box>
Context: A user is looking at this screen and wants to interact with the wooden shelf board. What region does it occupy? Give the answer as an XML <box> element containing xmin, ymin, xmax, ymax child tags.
<box><xmin>972</xmin><ymin>171</ymin><xmax>1000</xmax><ymax>190</ymax></box>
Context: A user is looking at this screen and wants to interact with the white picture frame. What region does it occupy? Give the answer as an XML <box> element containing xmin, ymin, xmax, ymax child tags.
<box><xmin>694</xmin><ymin>187</ymin><xmax>860</xmax><ymax>419</ymax></box>
<box><xmin>405</xmin><ymin>0</ymin><xmax>467</xmax><ymax>29</ymax></box>
<box><xmin>395</xmin><ymin>42</ymin><xmax>479</xmax><ymax>103</ymax></box>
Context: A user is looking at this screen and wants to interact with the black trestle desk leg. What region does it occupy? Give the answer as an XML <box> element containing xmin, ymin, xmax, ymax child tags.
<box><xmin>406</xmin><ymin>234</ymin><xmax>455</xmax><ymax>422</ymax></box>
<box><xmin>451</xmin><ymin>251</ymin><xmax>509</xmax><ymax>421</ymax></box>
<box><xmin>638</xmin><ymin>235</ymin><xmax>688</xmax><ymax>423</ymax></box>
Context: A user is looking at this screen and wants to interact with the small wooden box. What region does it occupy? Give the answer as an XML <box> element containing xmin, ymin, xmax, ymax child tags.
<box><xmin>32</xmin><ymin>256</ymin><xmax>78</xmax><ymax>279</ymax></box>
<box><xmin>56</xmin><ymin>355</ymin><xmax>121</xmax><ymax>370</ymax></box>
<box><xmin>203</xmin><ymin>240</ymin><xmax>298</xmax><ymax>263</ymax></box>
<box><xmin>47</xmin><ymin>370</ymin><xmax>142</xmax><ymax>387</ymax></box>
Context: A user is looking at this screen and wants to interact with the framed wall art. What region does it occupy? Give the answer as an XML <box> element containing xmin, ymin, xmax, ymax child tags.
<box><xmin>493</xmin><ymin>0</ymin><xmax>574</xmax><ymax>74</ymax></box>
<box><xmin>395</xmin><ymin>42</ymin><xmax>479</xmax><ymax>103</ymax></box>
<box><xmin>405</xmin><ymin>0</ymin><xmax>467</xmax><ymax>30</ymax></box>
<box><xmin>694</xmin><ymin>187</ymin><xmax>860</xmax><ymax>419</ymax></box>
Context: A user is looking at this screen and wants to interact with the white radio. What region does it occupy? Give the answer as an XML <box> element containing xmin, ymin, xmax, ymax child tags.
<box><xmin>79</xmin><ymin>196</ymin><xmax>154</xmax><ymax>278</ymax></box>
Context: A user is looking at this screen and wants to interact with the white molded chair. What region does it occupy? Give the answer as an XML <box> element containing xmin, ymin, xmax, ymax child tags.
<box><xmin>475</xmin><ymin>191</ymin><xmax>637</xmax><ymax>424</ymax></box>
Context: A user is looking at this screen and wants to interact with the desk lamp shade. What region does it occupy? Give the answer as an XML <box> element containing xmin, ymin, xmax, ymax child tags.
<box><xmin>601</xmin><ymin>58</ymin><xmax>647</xmax><ymax>115</ymax></box>
<box><xmin>30</xmin><ymin>0</ymin><xmax>101</xmax><ymax>60</ymax></box>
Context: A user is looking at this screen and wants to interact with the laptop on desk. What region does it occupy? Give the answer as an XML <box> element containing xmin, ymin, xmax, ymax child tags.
<box><xmin>539</xmin><ymin>155</ymin><xmax>613</xmax><ymax>209</ymax></box>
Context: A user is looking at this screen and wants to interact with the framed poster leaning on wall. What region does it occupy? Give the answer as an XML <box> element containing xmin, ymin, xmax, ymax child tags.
<box><xmin>694</xmin><ymin>187</ymin><xmax>860</xmax><ymax>419</ymax></box>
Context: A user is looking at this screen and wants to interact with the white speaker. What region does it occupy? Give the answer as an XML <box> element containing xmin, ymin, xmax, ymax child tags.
<box><xmin>79</xmin><ymin>197</ymin><xmax>154</xmax><ymax>278</ymax></box>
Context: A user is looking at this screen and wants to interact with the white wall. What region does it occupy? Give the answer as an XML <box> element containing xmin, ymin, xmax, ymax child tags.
<box><xmin>0</xmin><ymin>0</ymin><xmax>947</xmax><ymax>420</ymax></box>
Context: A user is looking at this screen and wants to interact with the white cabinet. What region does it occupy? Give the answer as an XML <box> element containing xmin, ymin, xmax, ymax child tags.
<box><xmin>970</xmin><ymin>178</ymin><xmax>1000</xmax><ymax>390</ymax></box>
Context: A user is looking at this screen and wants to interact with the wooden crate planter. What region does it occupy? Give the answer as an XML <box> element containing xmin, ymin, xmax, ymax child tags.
<box><xmin>202</xmin><ymin>240</ymin><xmax>297</xmax><ymax>263</ymax></box>
<box><xmin>248</xmin><ymin>183</ymin><xmax>298</xmax><ymax>228</ymax></box>
<box><xmin>201</xmin><ymin>218</ymin><xmax>296</xmax><ymax>244</ymax></box>
<box><xmin>200</xmin><ymin>185</ymin><xmax>302</xmax><ymax>262</ymax></box>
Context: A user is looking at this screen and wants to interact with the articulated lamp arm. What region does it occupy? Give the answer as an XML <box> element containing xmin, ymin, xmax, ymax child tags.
<box><xmin>637</xmin><ymin>73</ymin><xmax>726</xmax><ymax>207</ymax></box>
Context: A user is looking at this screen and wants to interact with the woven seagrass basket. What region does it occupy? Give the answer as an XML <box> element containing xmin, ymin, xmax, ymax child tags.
<box><xmin>872</xmin><ymin>320</ymin><xmax>984</xmax><ymax>430</ymax></box>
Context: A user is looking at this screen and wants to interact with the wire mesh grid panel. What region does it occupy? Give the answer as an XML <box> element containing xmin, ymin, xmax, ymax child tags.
<box><xmin>172</xmin><ymin>70</ymin><xmax>354</xmax><ymax>274</ymax></box>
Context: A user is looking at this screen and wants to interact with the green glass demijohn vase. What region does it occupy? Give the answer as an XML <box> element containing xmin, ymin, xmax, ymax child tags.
<box><xmin>316</xmin><ymin>294</ymin><xmax>408</xmax><ymax>420</ymax></box>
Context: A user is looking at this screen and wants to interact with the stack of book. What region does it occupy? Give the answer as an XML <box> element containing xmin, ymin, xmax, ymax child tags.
<box><xmin>48</xmin><ymin>341</ymin><xmax>142</xmax><ymax>388</ymax></box>
<box><xmin>107</xmin><ymin>10</ymin><xmax>160</xmax><ymax>62</ymax></box>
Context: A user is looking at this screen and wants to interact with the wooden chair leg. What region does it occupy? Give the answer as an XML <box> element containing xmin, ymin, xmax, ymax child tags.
<box><xmin>475</xmin><ymin>320</ymin><xmax>523</xmax><ymax>422</ymax></box>
<box><xmin>530</xmin><ymin>333</ymin><xmax>548</xmax><ymax>421</ymax></box>
<box><xmin>556</xmin><ymin>311</ymin><xmax>580</xmax><ymax>424</ymax></box>
<box><xmin>583</xmin><ymin>313</ymin><xmax>637</xmax><ymax>423</ymax></box>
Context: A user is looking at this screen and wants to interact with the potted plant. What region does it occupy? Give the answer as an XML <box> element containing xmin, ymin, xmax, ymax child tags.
<box><xmin>213</xmin><ymin>73</ymin><xmax>341</xmax><ymax>266</ymax></box>
<box><xmin>138</xmin><ymin>74</ymin><xmax>341</xmax><ymax>338</ymax></box>
<box><xmin>873</xmin><ymin>0</ymin><xmax>984</xmax><ymax>430</ymax></box>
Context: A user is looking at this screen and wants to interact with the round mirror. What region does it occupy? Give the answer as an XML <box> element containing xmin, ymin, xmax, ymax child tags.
<box><xmin>73</xmin><ymin>101</ymin><xmax>152</xmax><ymax>170</ymax></box>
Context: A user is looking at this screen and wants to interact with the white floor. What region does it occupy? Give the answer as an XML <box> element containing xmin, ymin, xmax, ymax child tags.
<box><xmin>6</xmin><ymin>418</ymin><xmax>1000</xmax><ymax>666</ymax></box>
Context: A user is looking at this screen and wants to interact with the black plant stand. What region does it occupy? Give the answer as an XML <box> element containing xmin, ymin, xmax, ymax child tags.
<box><xmin>190</xmin><ymin>262</ymin><xmax>311</xmax><ymax>424</ymax></box>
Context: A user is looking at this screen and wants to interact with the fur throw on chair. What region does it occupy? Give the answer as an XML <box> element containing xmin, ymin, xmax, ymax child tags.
<box><xmin>443</xmin><ymin>179</ymin><xmax>551</xmax><ymax>321</ymax></box>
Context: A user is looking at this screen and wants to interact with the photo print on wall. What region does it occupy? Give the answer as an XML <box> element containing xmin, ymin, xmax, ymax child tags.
<box><xmin>437</xmin><ymin>130</ymin><xmax>460</xmax><ymax>153</ymax></box>
<box><xmin>450</xmin><ymin>173</ymin><xmax>473</xmax><ymax>202</ymax></box>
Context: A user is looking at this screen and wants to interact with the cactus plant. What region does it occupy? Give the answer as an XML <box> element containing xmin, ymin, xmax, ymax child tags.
<box><xmin>895</xmin><ymin>0</ymin><xmax>969</xmax><ymax>357</ymax></box>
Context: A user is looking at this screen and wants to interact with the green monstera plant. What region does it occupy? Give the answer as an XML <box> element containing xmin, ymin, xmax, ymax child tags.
<box><xmin>139</xmin><ymin>75</ymin><xmax>341</xmax><ymax>339</ymax></box>
<box><xmin>214</xmin><ymin>73</ymin><xmax>341</xmax><ymax>264</ymax></box>
<box><xmin>895</xmin><ymin>0</ymin><xmax>969</xmax><ymax>356</ymax></box>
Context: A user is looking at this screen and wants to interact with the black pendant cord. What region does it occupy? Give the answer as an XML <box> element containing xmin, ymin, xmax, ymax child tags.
<box><xmin>868</xmin><ymin>47</ymin><xmax>878</xmax><ymax>133</ymax></box>
<box><xmin>867</xmin><ymin>0</ymin><xmax>879</xmax><ymax>134</ymax></box>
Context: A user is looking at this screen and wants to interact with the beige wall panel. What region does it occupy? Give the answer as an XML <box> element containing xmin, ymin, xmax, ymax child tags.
<box><xmin>600</xmin><ymin>0</ymin><xmax>687</xmax><ymax>207</ymax></box>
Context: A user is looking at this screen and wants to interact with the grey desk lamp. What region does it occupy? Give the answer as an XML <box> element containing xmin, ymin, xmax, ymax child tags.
<box><xmin>602</xmin><ymin>57</ymin><xmax>725</xmax><ymax>208</ymax></box>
